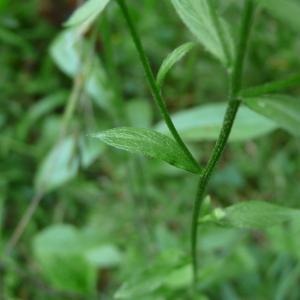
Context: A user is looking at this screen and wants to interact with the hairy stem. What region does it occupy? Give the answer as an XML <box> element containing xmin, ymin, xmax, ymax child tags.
<box><xmin>191</xmin><ymin>0</ymin><xmax>256</xmax><ymax>282</ymax></box>
<box><xmin>240</xmin><ymin>72</ymin><xmax>300</xmax><ymax>97</ymax></box>
<box><xmin>116</xmin><ymin>0</ymin><xmax>199</xmax><ymax>170</ymax></box>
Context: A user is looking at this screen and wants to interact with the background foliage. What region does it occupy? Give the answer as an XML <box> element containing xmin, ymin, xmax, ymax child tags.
<box><xmin>0</xmin><ymin>0</ymin><xmax>300</xmax><ymax>299</ymax></box>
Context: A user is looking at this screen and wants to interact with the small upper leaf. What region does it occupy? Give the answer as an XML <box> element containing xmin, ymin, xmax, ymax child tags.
<box><xmin>90</xmin><ymin>127</ymin><xmax>201</xmax><ymax>174</ymax></box>
<box><xmin>155</xmin><ymin>103</ymin><xmax>277</xmax><ymax>142</ymax></box>
<box><xmin>157</xmin><ymin>42</ymin><xmax>195</xmax><ymax>89</ymax></box>
<box><xmin>200</xmin><ymin>201</ymin><xmax>300</xmax><ymax>229</ymax></box>
<box><xmin>65</xmin><ymin>0</ymin><xmax>110</xmax><ymax>29</ymax></box>
<box><xmin>244</xmin><ymin>95</ymin><xmax>300</xmax><ymax>137</ymax></box>
<box><xmin>171</xmin><ymin>0</ymin><xmax>234</xmax><ymax>66</ymax></box>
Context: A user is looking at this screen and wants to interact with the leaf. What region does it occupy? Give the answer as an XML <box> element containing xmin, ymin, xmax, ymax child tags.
<box><xmin>35</xmin><ymin>137</ymin><xmax>79</xmax><ymax>193</ymax></box>
<box><xmin>201</xmin><ymin>201</ymin><xmax>300</xmax><ymax>229</ymax></box>
<box><xmin>35</xmin><ymin>136</ymin><xmax>104</xmax><ymax>193</ymax></box>
<box><xmin>33</xmin><ymin>225</ymin><xmax>97</xmax><ymax>294</ymax></box>
<box><xmin>115</xmin><ymin>276</ymin><xmax>164</xmax><ymax>299</ymax></box>
<box><xmin>156</xmin><ymin>42</ymin><xmax>195</xmax><ymax>89</ymax></box>
<box><xmin>85</xmin><ymin>245</ymin><xmax>122</xmax><ymax>268</ymax></box>
<box><xmin>50</xmin><ymin>30</ymin><xmax>114</xmax><ymax>111</ymax></box>
<box><xmin>79</xmin><ymin>137</ymin><xmax>105</xmax><ymax>168</ymax></box>
<box><xmin>114</xmin><ymin>250</ymin><xmax>191</xmax><ymax>299</ymax></box>
<box><xmin>33</xmin><ymin>224</ymin><xmax>122</xmax><ymax>294</ymax></box>
<box><xmin>243</xmin><ymin>95</ymin><xmax>300</xmax><ymax>137</ymax></box>
<box><xmin>155</xmin><ymin>103</ymin><xmax>277</xmax><ymax>142</ymax></box>
<box><xmin>65</xmin><ymin>0</ymin><xmax>110</xmax><ymax>29</ymax></box>
<box><xmin>50</xmin><ymin>30</ymin><xmax>81</xmax><ymax>77</ymax></box>
<box><xmin>164</xmin><ymin>264</ymin><xmax>193</xmax><ymax>289</ymax></box>
<box><xmin>171</xmin><ymin>0</ymin><xmax>234</xmax><ymax>66</ymax></box>
<box><xmin>90</xmin><ymin>127</ymin><xmax>201</xmax><ymax>173</ymax></box>
<box><xmin>256</xmin><ymin>0</ymin><xmax>300</xmax><ymax>31</ymax></box>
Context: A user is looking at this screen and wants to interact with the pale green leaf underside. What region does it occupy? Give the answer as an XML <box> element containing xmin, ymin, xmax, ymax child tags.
<box><xmin>221</xmin><ymin>201</ymin><xmax>300</xmax><ymax>229</ymax></box>
<box><xmin>35</xmin><ymin>136</ymin><xmax>103</xmax><ymax>193</ymax></box>
<box><xmin>155</xmin><ymin>103</ymin><xmax>277</xmax><ymax>142</ymax></box>
<box><xmin>91</xmin><ymin>127</ymin><xmax>201</xmax><ymax>174</ymax></box>
<box><xmin>33</xmin><ymin>224</ymin><xmax>122</xmax><ymax>294</ymax></box>
<box><xmin>244</xmin><ymin>95</ymin><xmax>300</xmax><ymax>137</ymax></box>
<box><xmin>171</xmin><ymin>0</ymin><xmax>234</xmax><ymax>66</ymax></box>
<box><xmin>35</xmin><ymin>137</ymin><xmax>79</xmax><ymax>193</ymax></box>
<box><xmin>256</xmin><ymin>0</ymin><xmax>300</xmax><ymax>31</ymax></box>
<box><xmin>65</xmin><ymin>0</ymin><xmax>110</xmax><ymax>28</ymax></box>
<box><xmin>157</xmin><ymin>42</ymin><xmax>195</xmax><ymax>89</ymax></box>
<box><xmin>50</xmin><ymin>30</ymin><xmax>114</xmax><ymax>111</ymax></box>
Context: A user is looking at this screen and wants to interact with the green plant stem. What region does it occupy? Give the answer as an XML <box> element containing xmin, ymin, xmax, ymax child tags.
<box><xmin>240</xmin><ymin>72</ymin><xmax>300</xmax><ymax>97</ymax></box>
<box><xmin>116</xmin><ymin>0</ymin><xmax>199</xmax><ymax>171</ymax></box>
<box><xmin>191</xmin><ymin>0</ymin><xmax>256</xmax><ymax>282</ymax></box>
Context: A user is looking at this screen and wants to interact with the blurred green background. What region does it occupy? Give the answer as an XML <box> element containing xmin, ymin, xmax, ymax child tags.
<box><xmin>0</xmin><ymin>0</ymin><xmax>300</xmax><ymax>299</ymax></box>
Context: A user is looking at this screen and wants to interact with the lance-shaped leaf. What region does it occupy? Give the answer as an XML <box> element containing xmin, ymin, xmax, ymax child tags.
<box><xmin>157</xmin><ymin>42</ymin><xmax>195</xmax><ymax>89</ymax></box>
<box><xmin>244</xmin><ymin>95</ymin><xmax>300</xmax><ymax>137</ymax></box>
<box><xmin>171</xmin><ymin>0</ymin><xmax>234</xmax><ymax>67</ymax></box>
<box><xmin>256</xmin><ymin>0</ymin><xmax>300</xmax><ymax>32</ymax></box>
<box><xmin>65</xmin><ymin>0</ymin><xmax>111</xmax><ymax>30</ymax></box>
<box><xmin>200</xmin><ymin>201</ymin><xmax>300</xmax><ymax>229</ymax></box>
<box><xmin>90</xmin><ymin>127</ymin><xmax>201</xmax><ymax>174</ymax></box>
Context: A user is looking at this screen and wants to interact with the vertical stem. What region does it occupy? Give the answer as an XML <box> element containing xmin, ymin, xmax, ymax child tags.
<box><xmin>116</xmin><ymin>0</ymin><xmax>199</xmax><ymax>170</ymax></box>
<box><xmin>191</xmin><ymin>0</ymin><xmax>256</xmax><ymax>282</ymax></box>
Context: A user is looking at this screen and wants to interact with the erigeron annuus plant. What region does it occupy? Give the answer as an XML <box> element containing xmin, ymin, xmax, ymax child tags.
<box><xmin>65</xmin><ymin>0</ymin><xmax>300</xmax><ymax>285</ymax></box>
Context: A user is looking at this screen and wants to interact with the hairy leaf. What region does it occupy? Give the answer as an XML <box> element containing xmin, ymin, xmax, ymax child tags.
<box><xmin>90</xmin><ymin>127</ymin><xmax>201</xmax><ymax>173</ymax></box>
<box><xmin>171</xmin><ymin>0</ymin><xmax>234</xmax><ymax>66</ymax></box>
<box><xmin>155</xmin><ymin>103</ymin><xmax>277</xmax><ymax>142</ymax></box>
<box><xmin>157</xmin><ymin>42</ymin><xmax>195</xmax><ymax>89</ymax></box>
<box><xmin>244</xmin><ymin>95</ymin><xmax>300</xmax><ymax>137</ymax></box>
